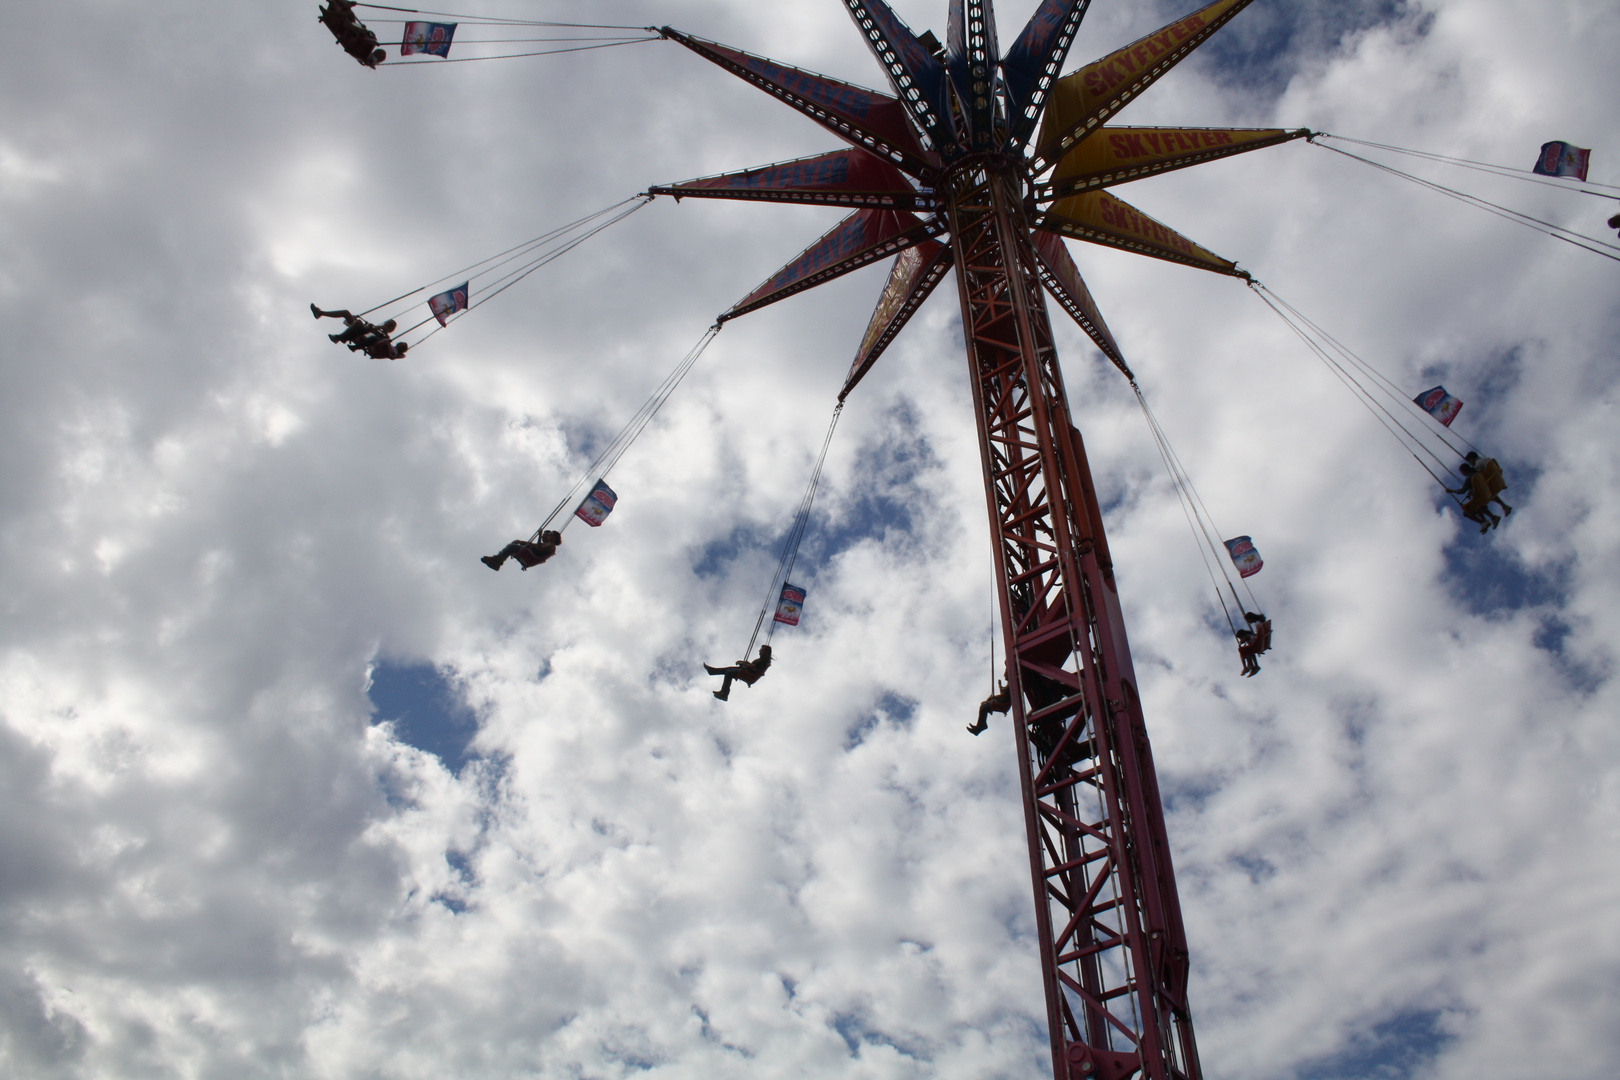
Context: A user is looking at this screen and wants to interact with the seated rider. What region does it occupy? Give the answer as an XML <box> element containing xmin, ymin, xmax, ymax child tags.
<box><xmin>1243</xmin><ymin>611</ymin><xmax>1272</xmax><ymax>655</ymax></box>
<box><xmin>361</xmin><ymin>336</ymin><xmax>409</xmax><ymax>360</ymax></box>
<box><xmin>1446</xmin><ymin>453</ymin><xmax>1511</xmax><ymax>533</ymax></box>
<box><xmin>318</xmin><ymin>0</ymin><xmax>386</xmax><ymax>68</ymax></box>
<box><xmin>311</xmin><ymin>305</ymin><xmax>407</xmax><ymax>358</ymax></box>
<box><xmin>1235</xmin><ymin>628</ymin><xmax>1260</xmax><ymax>677</ymax></box>
<box><xmin>967</xmin><ymin>681</ymin><xmax>1011</xmax><ymax>736</ymax></box>
<box><xmin>481</xmin><ymin>530</ymin><xmax>561</xmax><ymax>571</ymax></box>
<box><xmin>703</xmin><ymin>645</ymin><xmax>772</xmax><ymax>701</ymax></box>
<box><xmin>1464</xmin><ymin>452</ymin><xmax>1511</xmax><ymax>518</ymax></box>
<box><xmin>311</xmin><ymin>304</ymin><xmax>383</xmax><ymax>344</ymax></box>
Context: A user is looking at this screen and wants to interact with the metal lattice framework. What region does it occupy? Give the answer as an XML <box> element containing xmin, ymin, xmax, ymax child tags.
<box><xmin>647</xmin><ymin>3</ymin><xmax>1310</xmax><ymax>1077</ymax></box>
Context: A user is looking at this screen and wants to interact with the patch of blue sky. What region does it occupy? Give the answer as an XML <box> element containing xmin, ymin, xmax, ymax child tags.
<box><xmin>690</xmin><ymin>401</ymin><xmax>940</xmax><ymax>592</ymax></box>
<box><xmin>1295</xmin><ymin>1008</ymin><xmax>1454</xmax><ymax>1080</ymax></box>
<box><xmin>1440</xmin><ymin>532</ymin><xmax>1565</xmax><ymax>619</ymax></box>
<box><xmin>844</xmin><ymin>691</ymin><xmax>918</xmax><ymax>750</ymax></box>
<box><xmin>830</xmin><ymin>1011</ymin><xmax>931</xmax><ymax>1061</ymax></box>
<box><xmin>1158</xmin><ymin>0</ymin><xmax>1424</xmax><ymax>98</ymax></box>
<box><xmin>368</xmin><ymin>661</ymin><xmax>481</xmax><ymax>774</ymax></box>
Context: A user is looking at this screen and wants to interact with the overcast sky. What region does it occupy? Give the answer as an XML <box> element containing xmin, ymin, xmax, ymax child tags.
<box><xmin>2</xmin><ymin>1</ymin><xmax>1618</xmax><ymax>1078</ymax></box>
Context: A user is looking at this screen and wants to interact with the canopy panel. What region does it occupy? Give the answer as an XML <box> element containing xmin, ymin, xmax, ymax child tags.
<box><xmin>663</xmin><ymin>29</ymin><xmax>936</xmax><ymax>179</ymax></box>
<box><xmin>650</xmin><ymin>149</ymin><xmax>929</xmax><ymax>211</ymax></box>
<box><xmin>841</xmin><ymin>240</ymin><xmax>953</xmax><ymax>399</ymax></box>
<box><xmin>841</xmin><ymin>0</ymin><xmax>956</xmax><ymax>150</ymax></box>
<box><xmin>1000</xmin><ymin>0</ymin><xmax>1092</xmax><ymax>149</ymax></box>
<box><xmin>1039</xmin><ymin>190</ymin><xmax>1242</xmax><ymax>276</ymax></box>
<box><xmin>1031</xmin><ymin>231</ymin><xmax>1126</xmax><ymax>374</ymax></box>
<box><xmin>1032</xmin><ymin>0</ymin><xmax>1254</xmax><ymax>171</ymax></box>
<box><xmin>1040</xmin><ymin>125</ymin><xmax>1307</xmax><ymax>200</ymax></box>
<box><xmin>724</xmin><ymin>208</ymin><xmax>939</xmax><ymax>321</ymax></box>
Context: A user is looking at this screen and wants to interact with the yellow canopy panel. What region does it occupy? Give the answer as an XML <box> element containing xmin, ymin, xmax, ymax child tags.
<box><xmin>1047</xmin><ymin>126</ymin><xmax>1303</xmax><ymax>197</ymax></box>
<box><xmin>1034</xmin><ymin>0</ymin><xmax>1254</xmax><ymax>167</ymax></box>
<box><xmin>1041</xmin><ymin>190</ymin><xmax>1243</xmax><ymax>277</ymax></box>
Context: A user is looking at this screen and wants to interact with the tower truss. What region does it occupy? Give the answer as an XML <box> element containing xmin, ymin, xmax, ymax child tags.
<box><xmin>650</xmin><ymin>3</ymin><xmax>1308</xmax><ymax>1077</ymax></box>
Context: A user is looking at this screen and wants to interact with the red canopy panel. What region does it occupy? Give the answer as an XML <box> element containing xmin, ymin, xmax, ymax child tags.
<box><xmin>650</xmin><ymin>149</ymin><xmax>931</xmax><ymax>211</ymax></box>
<box><xmin>840</xmin><ymin>240</ymin><xmax>953</xmax><ymax>400</ymax></box>
<box><xmin>663</xmin><ymin>30</ymin><xmax>937</xmax><ymax>180</ymax></box>
<box><xmin>724</xmin><ymin>208</ymin><xmax>939</xmax><ymax>322</ymax></box>
<box><xmin>1031</xmin><ymin>230</ymin><xmax>1127</xmax><ymax>375</ymax></box>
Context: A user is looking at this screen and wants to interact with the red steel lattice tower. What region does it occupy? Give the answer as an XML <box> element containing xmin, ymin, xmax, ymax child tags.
<box><xmin>649</xmin><ymin>2</ymin><xmax>1308</xmax><ymax>1077</ymax></box>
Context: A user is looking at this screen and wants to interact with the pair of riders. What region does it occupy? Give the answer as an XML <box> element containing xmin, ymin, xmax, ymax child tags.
<box><xmin>311</xmin><ymin>305</ymin><xmax>409</xmax><ymax>360</ymax></box>
<box><xmin>968</xmin><ymin>610</ymin><xmax>1276</xmax><ymax>730</ymax></box>
<box><xmin>319</xmin><ymin>0</ymin><xmax>386</xmax><ymax>68</ymax></box>
<box><xmin>1235</xmin><ymin>611</ymin><xmax>1272</xmax><ymax>678</ymax></box>
<box><xmin>477</xmin><ymin>525</ymin><xmax>776</xmax><ymax>700</ymax></box>
<box><xmin>1446</xmin><ymin>452</ymin><xmax>1512</xmax><ymax>533</ymax></box>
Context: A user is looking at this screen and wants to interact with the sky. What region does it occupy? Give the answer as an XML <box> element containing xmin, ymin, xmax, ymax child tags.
<box><xmin>1</xmin><ymin>1</ymin><xmax>1617</xmax><ymax>1078</ymax></box>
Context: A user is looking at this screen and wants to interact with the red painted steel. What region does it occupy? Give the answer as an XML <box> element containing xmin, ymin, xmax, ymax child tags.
<box><xmin>654</xmin><ymin>5</ymin><xmax>1294</xmax><ymax>1074</ymax></box>
<box><xmin>942</xmin><ymin>157</ymin><xmax>1201</xmax><ymax>1080</ymax></box>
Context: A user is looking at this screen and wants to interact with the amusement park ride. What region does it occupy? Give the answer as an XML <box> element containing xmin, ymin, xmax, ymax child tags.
<box><xmin>331</xmin><ymin>0</ymin><xmax>1335</xmax><ymax>1077</ymax></box>
<box><xmin>643</xmin><ymin>3</ymin><xmax>1298</xmax><ymax>1077</ymax></box>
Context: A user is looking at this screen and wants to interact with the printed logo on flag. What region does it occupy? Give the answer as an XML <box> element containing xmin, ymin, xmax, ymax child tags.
<box><xmin>574</xmin><ymin>480</ymin><xmax>618</xmax><ymax>527</ymax></box>
<box><xmin>402</xmin><ymin>21</ymin><xmax>457</xmax><ymax>57</ymax></box>
<box><xmin>428</xmin><ymin>282</ymin><xmax>470</xmax><ymax>327</ymax></box>
<box><xmin>1224</xmin><ymin>536</ymin><xmax>1263</xmax><ymax>579</ymax></box>
<box><xmin>773</xmin><ymin>583</ymin><xmax>807</xmax><ymax>627</ymax></box>
<box><xmin>1531</xmin><ymin>141</ymin><xmax>1590</xmax><ymax>181</ymax></box>
<box><xmin>1413</xmin><ymin>385</ymin><xmax>1463</xmax><ymax>427</ymax></box>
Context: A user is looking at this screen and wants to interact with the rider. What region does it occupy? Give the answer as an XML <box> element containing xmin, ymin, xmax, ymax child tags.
<box><xmin>1244</xmin><ymin>611</ymin><xmax>1272</xmax><ymax>654</ymax></box>
<box><xmin>1446</xmin><ymin>453</ymin><xmax>1511</xmax><ymax>533</ymax></box>
<box><xmin>318</xmin><ymin>0</ymin><xmax>387</xmax><ymax>68</ymax></box>
<box><xmin>312</xmin><ymin>305</ymin><xmax>408</xmax><ymax>358</ymax></box>
<box><xmin>481</xmin><ymin>530</ymin><xmax>562</xmax><ymax>571</ymax></box>
<box><xmin>1235</xmin><ymin>628</ymin><xmax>1260</xmax><ymax>677</ymax></box>
<box><xmin>967</xmin><ymin>681</ymin><xmax>1011</xmax><ymax>735</ymax></box>
<box><xmin>704</xmin><ymin>645</ymin><xmax>772</xmax><ymax>701</ymax></box>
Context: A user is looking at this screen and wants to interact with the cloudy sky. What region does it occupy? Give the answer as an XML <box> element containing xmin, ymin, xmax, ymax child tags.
<box><xmin>2</xmin><ymin>1</ymin><xmax>1617</xmax><ymax>1078</ymax></box>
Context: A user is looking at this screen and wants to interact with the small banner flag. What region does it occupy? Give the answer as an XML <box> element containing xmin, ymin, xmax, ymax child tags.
<box><xmin>427</xmin><ymin>282</ymin><xmax>469</xmax><ymax>326</ymax></box>
<box><xmin>574</xmin><ymin>480</ymin><xmax>618</xmax><ymax>527</ymax></box>
<box><xmin>1531</xmin><ymin>141</ymin><xmax>1590</xmax><ymax>180</ymax></box>
<box><xmin>1224</xmin><ymin>536</ymin><xmax>1263</xmax><ymax>578</ymax></box>
<box><xmin>773</xmin><ymin>583</ymin><xmax>807</xmax><ymax>627</ymax></box>
<box><xmin>402</xmin><ymin>21</ymin><xmax>456</xmax><ymax>57</ymax></box>
<box><xmin>1413</xmin><ymin>385</ymin><xmax>1463</xmax><ymax>427</ymax></box>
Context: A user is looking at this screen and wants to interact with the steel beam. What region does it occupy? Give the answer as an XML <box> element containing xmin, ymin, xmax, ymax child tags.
<box><xmin>942</xmin><ymin>156</ymin><xmax>1201</xmax><ymax>1080</ymax></box>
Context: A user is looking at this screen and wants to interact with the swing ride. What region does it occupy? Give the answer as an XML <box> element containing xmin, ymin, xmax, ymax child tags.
<box><xmin>312</xmin><ymin>3</ymin><xmax>1617</xmax><ymax>1079</ymax></box>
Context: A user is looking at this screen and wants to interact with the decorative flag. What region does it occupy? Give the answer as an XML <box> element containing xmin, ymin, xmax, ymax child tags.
<box><xmin>1224</xmin><ymin>536</ymin><xmax>1263</xmax><ymax>579</ymax></box>
<box><xmin>427</xmin><ymin>282</ymin><xmax>469</xmax><ymax>326</ymax></box>
<box><xmin>574</xmin><ymin>480</ymin><xmax>618</xmax><ymax>527</ymax></box>
<box><xmin>401</xmin><ymin>21</ymin><xmax>456</xmax><ymax>58</ymax></box>
<box><xmin>1531</xmin><ymin>141</ymin><xmax>1590</xmax><ymax>180</ymax></box>
<box><xmin>1413</xmin><ymin>385</ymin><xmax>1464</xmax><ymax>427</ymax></box>
<box><xmin>773</xmin><ymin>583</ymin><xmax>807</xmax><ymax>627</ymax></box>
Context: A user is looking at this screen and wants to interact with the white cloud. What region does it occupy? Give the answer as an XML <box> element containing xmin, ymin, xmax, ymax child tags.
<box><xmin>0</xmin><ymin>1</ymin><xmax>1616</xmax><ymax>1078</ymax></box>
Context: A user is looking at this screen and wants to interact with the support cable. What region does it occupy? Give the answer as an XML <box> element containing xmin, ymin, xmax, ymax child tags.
<box><xmin>355</xmin><ymin>4</ymin><xmax>654</xmax><ymax>30</ymax></box>
<box><xmin>534</xmin><ymin>324</ymin><xmax>723</xmax><ymax>539</ymax></box>
<box><xmin>1256</xmin><ymin>284</ymin><xmax>1476</xmax><ymax>458</ymax></box>
<box><xmin>1248</xmin><ymin>282</ymin><xmax>1468</xmax><ymax>503</ymax></box>
<box><xmin>398</xmin><ymin>196</ymin><xmax>653</xmax><ymax>346</ymax></box>
<box><xmin>1129</xmin><ymin>381</ymin><xmax>1250</xmax><ymax>630</ymax></box>
<box><xmin>1310</xmin><ymin>139</ymin><xmax>1620</xmax><ymax>264</ymax></box>
<box><xmin>1315</xmin><ymin>133</ymin><xmax>1620</xmax><ymax>197</ymax></box>
<box><xmin>356</xmin><ymin>195</ymin><xmax>647</xmax><ymax>318</ymax></box>
<box><xmin>744</xmin><ymin>401</ymin><xmax>845</xmax><ymax>660</ymax></box>
<box><xmin>380</xmin><ymin>37</ymin><xmax>660</xmax><ymax>64</ymax></box>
